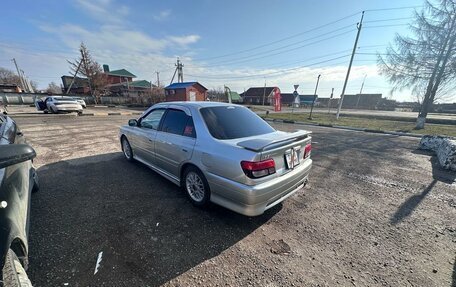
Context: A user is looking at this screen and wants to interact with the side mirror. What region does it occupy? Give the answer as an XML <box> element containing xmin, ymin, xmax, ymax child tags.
<box><xmin>128</xmin><ymin>119</ymin><xmax>138</xmax><ymax>127</ymax></box>
<box><xmin>0</xmin><ymin>144</ymin><xmax>36</xmax><ymax>169</ymax></box>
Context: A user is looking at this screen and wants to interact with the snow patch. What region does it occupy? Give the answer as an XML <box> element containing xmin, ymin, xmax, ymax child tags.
<box><xmin>419</xmin><ymin>135</ymin><xmax>456</xmax><ymax>171</ymax></box>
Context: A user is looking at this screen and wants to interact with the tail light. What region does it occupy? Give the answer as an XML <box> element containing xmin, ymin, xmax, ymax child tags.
<box><xmin>304</xmin><ymin>143</ymin><xmax>312</xmax><ymax>159</ymax></box>
<box><xmin>241</xmin><ymin>159</ymin><xmax>276</xmax><ymax>178</ymax></box>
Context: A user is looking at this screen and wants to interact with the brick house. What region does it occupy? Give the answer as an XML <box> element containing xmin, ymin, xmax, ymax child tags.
<box><xmin>103</xmin><ymin>64</ymin><xmax>136</xmax><ymax>85</ymax></box>
<box><xmin>164</xmin><ymin>82</ymin><xmax>208</xmax><ymax>102</ymax></box>
<box><xmin>240</xmin><ymin>87</ymin><xmax>277</xmax><ymax>105</ymax></box>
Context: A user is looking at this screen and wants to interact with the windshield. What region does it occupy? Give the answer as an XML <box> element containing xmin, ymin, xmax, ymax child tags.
<box><xmin>200</xmin><ymin>106</ymin><xmax>275</xmax><ymax>139</ymax></box>
<box><xmin>53</xmin><ymin>96</ymin><xmax>76</xmax><ymax>101</ymax></box>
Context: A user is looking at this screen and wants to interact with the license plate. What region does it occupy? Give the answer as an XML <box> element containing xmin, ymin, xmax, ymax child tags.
<box><xmin>285</xmin><ymin>146</ymin><xmax>300</xmax><ymax>169</ymax></box>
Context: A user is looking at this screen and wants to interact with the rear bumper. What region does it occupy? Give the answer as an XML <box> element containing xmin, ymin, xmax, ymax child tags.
<box><xmin>54</xmin><ymin>105</ymin><xmax>82</xmax><ymax>112</ymax></box>
<box><xmin>206</xmin><ymin>159</ymin><xmax>312</xmax><ymax>216</ymax></box>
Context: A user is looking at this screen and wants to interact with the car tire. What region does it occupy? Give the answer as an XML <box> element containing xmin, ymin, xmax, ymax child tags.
<box><xmin>43</xmin><ymin>110</ymin><xmax>48</xmax><ymax>114</ymax></box>
<box><xmin>183</xmin><ymin>166</ymin><xmax>210</xmax><ymax>207</ymax></box>
<box><xmin>2</xmin><ymin>249</ymin><xmax>32</xmax><ymax>287</ymax></box>
<box><xmin>121</xmin><ymin>137</ymin><xmax>134</xmax><ymax>162</ymax></box>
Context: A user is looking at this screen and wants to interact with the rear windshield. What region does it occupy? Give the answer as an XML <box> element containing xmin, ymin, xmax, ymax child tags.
<box><xmin>200</xmin><ymin>106</ymin><xmax>275</xmax><ymax>140</ymax></box>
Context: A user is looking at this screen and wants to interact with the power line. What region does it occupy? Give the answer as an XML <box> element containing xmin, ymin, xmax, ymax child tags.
<box><xmin>364</xmin><ymin>6</ymin><xmax>422</xmax><ymax>12</ymax></box>
<box><xmin>187</xmin><ymin>54</ymin><xmax>351</xmax><ymax>80</ymax></box>
<box><xmin>202</xmin><ymin>25</ymin><xmax>356</xmax><ymax>66</ymax></box>
<box><xmin>192</xmin><ymin>29</ymin><xmax>355</xmax><ymax>68</ymax></box>
<box><xmin>364</xmin><ymin>17</ymin><xmax>414</xmax><ymax>23</ymax></box>
<box><xmin>193</xmin><ymin>12</ymin><xmax>360</xmax><ymax>61</ymax></box>
<box><xmin>364</xmin><ymin>23</ymin><xmax>409</xmax><ymax>28</ymax></box>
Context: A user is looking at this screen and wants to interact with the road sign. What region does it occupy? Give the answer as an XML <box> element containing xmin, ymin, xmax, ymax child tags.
<box><xmin>293</xmin><ymin>85</ymin><xmax>299</xmax><ymax>91</ymax></box>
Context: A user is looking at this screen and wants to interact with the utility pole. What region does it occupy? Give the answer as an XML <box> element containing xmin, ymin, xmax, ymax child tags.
<box><xmin>11</xmin><ymin>58</ymin><xmax>27</xmax><ymax>92</ymax></box>
<box><xmin>21</xmin><ymin>70</ymin><xmax>34</xmax><ymax>93</ymax></box>
<box><xmin>177</xmin><ymin>58</ymin><xmax>184</xmax><ymax>83</ymax></box>
<box><xmin>308</xmin><ymin>74</ymin><xmax>321</xmax><ymax>120</ymax></box>
<box><xmin>155</xmin><ymin>71</ymin><xmax>160</xmax><ymax>87</ymax></box>
<box><xmin>336</xmin><ymin>11</ymin><xmax>364</xmax><ymax>119</ymax></box>
<box><xmin>262</xmin><ymin>78</ymin><xmax>266</xmax><ymax>106</ymax></box>
<box><xmin>356</xmin><ymin>74</ymin><xmax>367</xmax><ymax>109</ymax></box>
<box><xmin>170</xmin><ymin>57</ymin><xmax>184</xmax><ymax>84</ymax></box>
<box><xmin>328</xmin><ymin>87</ymin><xmax>334</xmax><ymax>114</ymax></box>
<box><xmin>66</xmin><ymin>60</ymin><xmax>82</xmax><ymax>94</ymax></box>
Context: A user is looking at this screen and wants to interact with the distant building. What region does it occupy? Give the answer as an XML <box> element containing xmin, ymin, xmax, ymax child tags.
<box><xmin>279</xmin><ymin>93</ymin><xmax>317</xmax><ymax>106</ymax></box>
<box><xmin>61</xmin><ymin>76</ymin><xmax>90</xmax><ymax>94</ymax></box>
<box><xmin>103</xmin><ymin>64</ymin><xmax>136</xmax><ymax>85</ymax></box>
<box><xmin>228</xmin><ymin>91</ymin><xmax>242</xmax><ymax>103</ymax></box>
<box><xmin>164</xmin><ymin>82</ymin><xmax>208</xmax><ymax>102</ymax></box>
<box><xmin>341</xmin><ymin>93</ymin><xmax>382</xmax><ymax>109</ymax></box>
<box><xmin>0</xmin><ymin>83</ymin><xmax>22</xmax><ymax>93</ymax></box>
<box><xmin>240</xmin><ymin>87</ymin><xmax>277</xmax><ymax>105</ymax></box>
<box><xmin>317</xmin><ymin>97</ymin><xmax>339</xmax><ymax>108</ymax></box>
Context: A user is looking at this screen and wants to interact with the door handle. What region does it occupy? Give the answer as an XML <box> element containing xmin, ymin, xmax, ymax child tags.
<box><xmin>182</xmin><ymin>148</ymin><xmax>188</xmax><ymax>152</ymax></box>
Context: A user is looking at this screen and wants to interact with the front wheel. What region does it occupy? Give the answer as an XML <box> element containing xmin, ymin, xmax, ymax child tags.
<box><xmin>2</xmin><ymin>249</ymin><xmax>32</xmax><ymax>287</ymax></box>
<box><xmin>183</xmin><ymin>167</ymin><xmax>210</xmax><ymax>207</ymax></box>
<box><xmin>121</xmin><ymin>137</ymin><xmax>134</xmax><ymax>162</ymax></box>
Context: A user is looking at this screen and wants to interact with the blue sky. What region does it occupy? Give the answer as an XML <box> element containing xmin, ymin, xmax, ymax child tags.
<box><xmin>0</xmin><ymin>0</ymin><xmax>425</xmax><ymax>101</ymax></box>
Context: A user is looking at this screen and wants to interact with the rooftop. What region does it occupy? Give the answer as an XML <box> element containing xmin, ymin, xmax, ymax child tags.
<box><xmin>165</xmin><ymin>82</ymin><xmax>207</xmax><ymax>90</ymax></box>
<box><xmin>106</xmin><ymin>69</ymin><xmax>136</xmax><ymax>78</ymax></box>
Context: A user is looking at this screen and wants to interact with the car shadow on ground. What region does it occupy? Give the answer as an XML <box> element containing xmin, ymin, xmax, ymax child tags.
<box><xmin>28</xmin><ymin>152</ymin><xmax>280</xmax><ymax>286</ymax></box>
<box><xmin>390</xmin><ymin>150</ymin><xmax>456</xmax><ymax>225</ymax></box>
<box><xmin>453</xmin><ymin>256</ymin><xmax>456</xmax><ymax>287</ymax></box>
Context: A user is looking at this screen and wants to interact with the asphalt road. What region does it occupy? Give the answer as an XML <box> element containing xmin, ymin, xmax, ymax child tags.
<box><xmin>12</xmin><ymin>114</ymin><xmax>456</xmax><ymax>287</ymax></box>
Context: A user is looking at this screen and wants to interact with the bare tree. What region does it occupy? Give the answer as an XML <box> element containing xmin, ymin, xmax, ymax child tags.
<box><xmin>46</xmin><ymin>82</ymin><xmax>62</xmax><ymax>94</ymax></box>
<box><xmin>0</xmin><ymin>67</ymin><xmax>37</xmax><ymax>91</ymax></box>
<box><xmin>378</xmin><ymin>0</ymin><xmax>456</xmax><ymax>129</ymax></box>
<box><xmin>207</xmin><ymin>87</ymin><xmax>226</xmax><ymax>102</ymax></box>
<box><xmin>68</xmin><ymin>42</ymin><xmax>107</xmax><ymax>103</ymax></box>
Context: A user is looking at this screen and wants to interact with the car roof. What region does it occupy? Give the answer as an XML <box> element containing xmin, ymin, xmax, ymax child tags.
<box><xmin>156</xmin><ymin>101</ymin><xmax>242</xmax><ymax>109</ymax></box>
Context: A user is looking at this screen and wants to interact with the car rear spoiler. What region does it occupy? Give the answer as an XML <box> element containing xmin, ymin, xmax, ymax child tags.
<box><xmin>237</xmin><ymin>130</ymin><xmax>311</xmax><ymax>152</ymax></box>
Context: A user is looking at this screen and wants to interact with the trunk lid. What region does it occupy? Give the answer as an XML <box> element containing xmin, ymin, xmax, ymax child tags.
<box><xmin>237</xmin><ymin>130</ymin><xmax>311</xmax><ymax>177</ymax></box>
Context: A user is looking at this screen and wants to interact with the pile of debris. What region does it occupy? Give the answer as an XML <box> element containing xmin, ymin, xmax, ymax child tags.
<box><xmin>419</xmin><ymin>135</ymin><xmax>456</xmax><ymax>171</ymax></box>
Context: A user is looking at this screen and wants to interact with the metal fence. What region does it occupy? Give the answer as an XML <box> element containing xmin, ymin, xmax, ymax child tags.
<box><xmin>0</xmin><ymin>92</ymin><xmax>164</xmax><ymax>106</ymax></box>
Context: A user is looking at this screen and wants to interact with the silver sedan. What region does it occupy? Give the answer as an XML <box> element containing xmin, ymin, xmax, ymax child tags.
<box><xmin>119</xmin><ymin>102</ymin><xmax>312</xmax><ymax>216</ymax></box>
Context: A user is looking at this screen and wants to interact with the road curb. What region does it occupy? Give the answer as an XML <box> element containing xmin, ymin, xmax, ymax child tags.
<box><xmin>264</xmin><ymin>117</ymin><xmax>424</xmax><ymax>138</ymax></box>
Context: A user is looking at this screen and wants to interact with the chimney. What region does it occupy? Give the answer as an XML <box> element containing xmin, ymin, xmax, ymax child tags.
<box><xmin>103</xmin><ymin>64</ymin><xmax>110</xmax><ymax>72</ymax></box>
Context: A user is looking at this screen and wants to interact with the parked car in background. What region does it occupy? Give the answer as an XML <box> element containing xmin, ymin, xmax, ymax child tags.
<box><xmin>0</xmin><ymin>115</ymin><xmax>38</xmax><ymax>286</ymax></box>
<box><xmin>35</xmin><ymin>96</ymin><xmax>83</xmax><ymax>115</ymax></box>
<box><xmin>119</xmin><ymin>102</ymin><xmax>312</xmax><ymax>216</ymax></box>
<box><xmin>71</xmin><ymin>97</ymin><xmax>87</xmax><ymax>109</ymax></box>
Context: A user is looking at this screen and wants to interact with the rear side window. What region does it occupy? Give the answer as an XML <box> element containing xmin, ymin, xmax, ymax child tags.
<box><xmin>160</xmin><ymin>109</ymin><xmax>196</xmax><ymax>138</ymax></box>
<box><xmin>200</xmin><ymin>106</ymin><xmax>275</xmax><ymax>139</ymax></box>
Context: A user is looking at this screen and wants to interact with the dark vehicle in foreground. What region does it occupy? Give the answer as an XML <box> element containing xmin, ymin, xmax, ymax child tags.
<box><xmin>119</xmin><ymin>102</ymin><xmax>312</xmax><ymax>216</ymax></box>
<box><xmin>0</xmin><ymin>115</ymin><xmax>38</xmax><ymax>286</ymax></box>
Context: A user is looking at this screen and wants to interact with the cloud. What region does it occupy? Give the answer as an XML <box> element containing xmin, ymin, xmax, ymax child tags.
<box><xmin>153</xmin><ymin>10</ymin><xmax>171</xmax><ymax>21</ymax></box>
<box><xmin>167</xmin><ymin>35</ymin><xmax>201</xmax><ymax>46</ymax></box>
<box><xmin>75</xmin><ymin>0</ymin><xmax>130</xmax><ymax>23</ymax></box>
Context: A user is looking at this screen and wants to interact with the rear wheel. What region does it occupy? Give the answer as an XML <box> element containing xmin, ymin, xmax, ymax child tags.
<box><xmin>1</xmin><ymin>249</ymin><xmax>32</xmax><ymax>287</ymax></box>
<box><xmin>121</xmin><ymin>137</ymin><xmax>134</xmax><ymax>162</ymax></box>
<box><xmin>183</xmin><ymin>166</ymin><xmax>210</xmax><ymax>207</ymax></box>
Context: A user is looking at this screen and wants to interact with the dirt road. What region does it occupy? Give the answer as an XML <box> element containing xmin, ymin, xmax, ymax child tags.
<box><xmin>13</xmin><ymin>115</ymin><xmax>456</xmax><ymax>286</ymax></box>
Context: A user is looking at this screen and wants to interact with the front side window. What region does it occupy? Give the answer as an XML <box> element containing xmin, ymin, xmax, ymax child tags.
<box><xmin>160</xmin><ymin>109</ymin><xmax>195</xmax><ymax>137</ymax></box>
<box><xmin>140</xmin><ymin>109</ymin><xmax>165</xmax><ymax>130</ymax></box>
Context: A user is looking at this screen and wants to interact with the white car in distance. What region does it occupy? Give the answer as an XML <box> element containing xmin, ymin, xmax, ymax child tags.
<box><xmin>35</xmin><ymin>96</ymin><xmax>83</xmax><ymax>115</ymax></box>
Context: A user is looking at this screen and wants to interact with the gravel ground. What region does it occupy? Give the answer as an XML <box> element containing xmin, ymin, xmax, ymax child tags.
<box><xmin>12</xmin><ymin>114</ymin><xmax>456</xmax><ymax>287</ymax></box>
